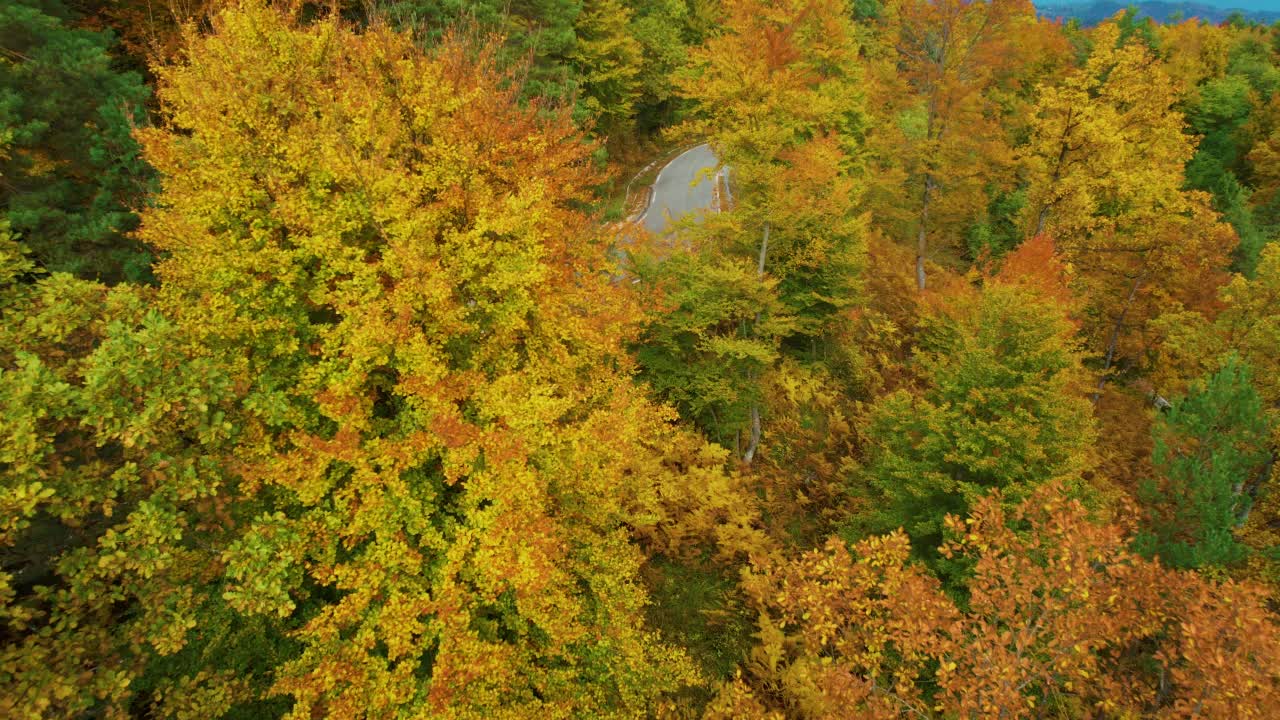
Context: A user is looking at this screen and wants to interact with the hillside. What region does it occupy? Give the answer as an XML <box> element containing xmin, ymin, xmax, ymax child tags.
<box><xmin>4</xmin><ymin>1</ymin><xmax>1280</xmax><ymax>718</ymax></box>
<box><xmin>1038</xmin><ymin>1</ymin><xmax>1280</xmax><ymax>24</ymax></box>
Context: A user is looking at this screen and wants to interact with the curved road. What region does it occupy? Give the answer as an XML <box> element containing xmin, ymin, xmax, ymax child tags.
<box><xmin>640</xmin><ymin>144</ymin><xmax>719</xmax><ymax>235</ymax></box>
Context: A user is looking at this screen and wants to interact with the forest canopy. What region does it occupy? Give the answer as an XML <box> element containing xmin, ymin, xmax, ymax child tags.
<box><xmin>2</xmin><ymin>1</ymin><xmax>1280</xmax><ymax>718</ymax></box>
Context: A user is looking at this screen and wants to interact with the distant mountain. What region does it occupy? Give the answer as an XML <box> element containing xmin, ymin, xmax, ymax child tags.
<box><xmin>1036</xmin><ymin>1</ymin><xmax>1280</xmax><ymax>25</ymax></box>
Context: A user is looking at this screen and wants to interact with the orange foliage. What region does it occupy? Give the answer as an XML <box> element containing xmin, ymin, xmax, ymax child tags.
<box><xmin>864</xmin><ymin>0</ymin><xmax>1049</xmax><ymax>286</ymax></box>
<box><xmin>991</xmin><ymin>233</ymin><xmax>1079</xmax><ymax>317</ymax></box>
<box><xmin>709</xmin><ymin>483</ymin><xmax>1280</xmax><ymax>718</ymax></box>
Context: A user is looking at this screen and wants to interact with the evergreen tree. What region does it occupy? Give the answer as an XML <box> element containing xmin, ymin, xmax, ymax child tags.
<box><xmin>1136</xmin><ymin>356</ymin><xmax>1272</xmax><ymax>571</ymax></box>
<box><xmin>1183</xmin><ymin>73</ymin><xmax>1267</xmax><ymax>276</ymax></box>
<box><xmin>378</xmin><ymin>0</ymin><xmax>582</xmax><ymax>106</ymax></box>
<box><xmin>0</xmin><ymin>0</ymin><xmax>152</xmax><ymax>281</ymax></box>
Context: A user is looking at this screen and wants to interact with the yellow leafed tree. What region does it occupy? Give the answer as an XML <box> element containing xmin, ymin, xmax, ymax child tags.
<box><xmin>0</xmin><ymin>3</ymin><xmax>777</xmax><ymax>717</ymax></box>
<box><xmin>1021</xmin><ymin>22</ymin><xmax>1235</xmax><ymax>396</ymax></box>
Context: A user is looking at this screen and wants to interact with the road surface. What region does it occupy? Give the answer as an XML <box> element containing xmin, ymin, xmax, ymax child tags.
<box><xmin>640</xmin><ymin>144</ymin><xmax>719</xmax><ymax>235</ymax></box>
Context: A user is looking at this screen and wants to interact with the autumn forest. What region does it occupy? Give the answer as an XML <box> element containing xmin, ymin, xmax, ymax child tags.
<box><xmin>3</xmin><ymin>0</ymin><xmax>1280</xmax><ymax>717</ymax></box>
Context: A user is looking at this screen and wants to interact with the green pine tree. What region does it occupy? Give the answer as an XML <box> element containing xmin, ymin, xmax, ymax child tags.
<box><xmin>1135</xmin><ymin>356</ymin><xmax>1272</xmax><ymax>571</ymax></box>
<box><xmin>0</xmin><ymin>0</ymin><xmax>153</xmax><ymax>282</ymax></box>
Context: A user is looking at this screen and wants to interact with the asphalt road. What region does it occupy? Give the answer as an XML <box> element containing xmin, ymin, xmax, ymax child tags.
<box><xmin>640</xmin><ymin>144</ymin><xmax>718</xmax><ymax>235</ymax></box>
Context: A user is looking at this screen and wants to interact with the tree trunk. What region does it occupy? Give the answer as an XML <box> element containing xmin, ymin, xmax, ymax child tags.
<box><xmin>916</xmin><ymin>176</ymin><xmax>932</xmax><ymax>291</ymax></box>
<box><xmin>743</xmin><ymin>222</ymin><xmax>771</xmax><ymax>465</ymax></box>
<box><xmin>1034</xmin><ymin>108</ymin><xmax>1076</xmax><ymax>238</ymax></box>
<box><xmin>1092</xmin><ymin>273</ymin><xmax>1145</xmax><ymax>404</ymax></box>
<box><xmin>1034</xmin><ymin>205</ymin><xmax>1050</xmax><ymax>237</ymax></box>
<box><xmin>1236</xmin><ymin>450</ymin><xmax>1277</xmax><ymax>527</ymax></box>
<box><xmin>757</xmin><ymin>221</ymin><xmax>770</xmax><ymax>276</ymax></box>
<box><xmin>743</xmin><ymin>405</ymin><xmax>762</xmax><ymax>464</ymax></box>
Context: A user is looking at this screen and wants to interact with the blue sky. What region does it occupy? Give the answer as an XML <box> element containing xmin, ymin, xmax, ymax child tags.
<box><xmin>1202</xmin><ymin>0</ymin><xmax>1279</xmax><ymax>8</ymax></box>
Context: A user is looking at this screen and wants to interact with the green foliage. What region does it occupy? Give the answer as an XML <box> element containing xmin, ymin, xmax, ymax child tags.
<box><xmin>850</xmin><ymin>283</ymin><xmax>1096</xmax><ymax>568</ymax></box>
<box><xmin>1135</xmin><ymin>356</ymin><xmax>1273</xmax><ymax>571</ymax></box>
<box><xmin>643</xmin><ymin>558</ymin><xmax>753</xmax><ymax>690</ymax></box>
<box><xmin>1116</xmin><ymin>7</ymin><xmax>1161</xmax><ymax>51</ymax></box>
<box><xmin>626</xmin><ymin>0</ymin><xmax>693</xmax><ymax>131</ymax></box>
<box><xmin>381</xmin><ymin>0</ymin><xmax>693</xmax><ymax>136</ymax></box>
<box><xmin>1183</xmin><ymin>73</ymin><xmax>1268</xmax><ymax>275</ymax></box>
<box><xmin>571</xmin><ymin>0</ymin><xmax>643</xmax><ymax>133</ymax></box>
<box><xmin>0</xmin><ymin>264</ymin><xmax>249</xmax><ymax>718</ymax></box>
<box><xmin>964</xmin><ymin>186</ymin><xmax>1026</xmax><ymax>262</ymax></box>
<box><xmin>0</xmin><ymin>0</ymin><xmax>152</xmax><ymax>282</ymax></box>
<box><xmin>633</xmin><ymin>251</ymin><xmax>794</xmax><ymax>446</ymax></box>
<box><xmin>851</xmin><ymin>0</ymin><xmax>881</xmax><ymax>21</ymax></box>
<box><xmin>381</xmin><ymin>0</ymin><xmax>583</xmax><ymax>105</ymax></box>
<box><xmin>1187</xmin><ymin>154</ymin><xmax>1269</xmax><ymax>276</ymax></box>
<box><xmin>1228</xmin><ymin>34</ymin><xmax>1280</xmax><ymax>99</ymax></box>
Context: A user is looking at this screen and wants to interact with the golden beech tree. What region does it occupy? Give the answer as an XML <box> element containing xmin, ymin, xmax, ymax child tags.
<box><xmin>707</xmin><ymin>483</ymin><xmax>1280</xmax><ymax>719</ymax></box>
<box><xmin>865</xmin><ymin>0</ymin><xmax>1043</xmax><ymax>289</ymax></box>
<box><xmin>664</xmin><ymin>0</ymin><xmax>868</xmax><ymax>465</ymax></box>
<box><xmin>1021</xmin><ymin>22</ymin><xmax>1236</xmax><ymax>394</ymax></box>
<box><xmin>1157</xmin><ymin>18</ymin><xmax>1230</xmax><ymax>97</ymax></box>
<box><xmin>140</xmin><ymin>6</ymin><xmax>703</xmax><ymax>716</ymax></box>
<box><xmin>2</xmin><ymin>4</ymin><xmax>770</xmax><ymax>717</ymax></box>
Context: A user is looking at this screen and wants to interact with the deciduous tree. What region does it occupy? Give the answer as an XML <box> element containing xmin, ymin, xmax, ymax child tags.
<box><xmin>710</xmin><ymin>483</ymin><xmax>1280</xmax><ymax>719</ymax></box>
<box><xmin>851</xmin><ymin>280</ymin><xmax>1095</xmax><ymax>568</ymax></box>
<box><xmin>633</xmin><ymin>250</ymin><xmax>795</xmax><ymax>451</ymax></box>
<box><xmin>667</xmin><ymin>0</ymin><xmax>867</xmax><ymax>463</ymax></box>
<box><xmin>867</xmin><ymin>0</ymin><xmax>1040</xmax><ymax>289</ymax></box>
<box><xmin>2</xmin><ymin>4</ymin><xmax>771</xmax><ymax>716</ymax></box>
<box><xmin>1021</xmin><ymin>22</ymin><xmax>1235</xmax><ymax>393</ymax></box>
<box><xmin>137</xmin><ymin>6</ymin><xmax>704</xmax><ymax>715</ymax></box>
<box><xmin>674</xmin><ymin>0</ymin><xmax>867</xmax><ymax>335</ymax></box>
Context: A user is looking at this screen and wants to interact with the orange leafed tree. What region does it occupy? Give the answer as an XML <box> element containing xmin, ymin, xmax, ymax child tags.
<box><xmin>866</xmin><ymin>0</ymin><xmax>1045</xmax><ymax>290</ymax></box>
<box><xmin>991</xmin><ymin>232</ymin><xmax>1079</xmax><ymax>316</ymax></box>
<box><xmin>707</xmin><ymin>483</ymin><xmax>1280</xmax><ymax>719</ymax></box>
